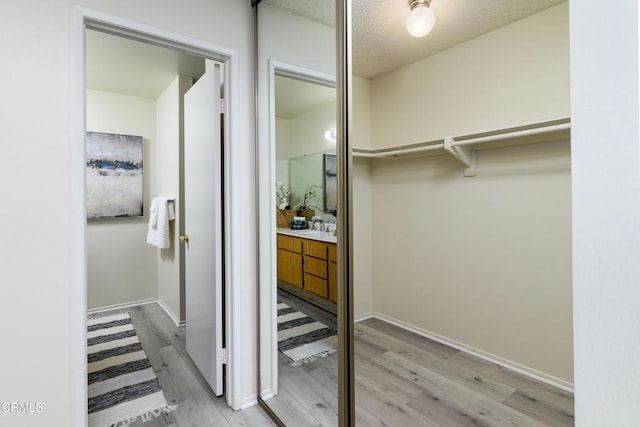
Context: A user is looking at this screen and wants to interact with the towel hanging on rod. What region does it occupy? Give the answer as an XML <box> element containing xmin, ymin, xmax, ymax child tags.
<box><xmin>146</xmin><ymin>196</ymin><xmax>175</xmax><ymax>249</ymax></box>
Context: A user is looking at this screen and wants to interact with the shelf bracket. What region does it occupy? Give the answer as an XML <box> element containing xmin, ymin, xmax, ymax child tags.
<box><xmin>444</xmin><ymin>137</ymin><xmax>476</xmax><ymax>177</ymax></box>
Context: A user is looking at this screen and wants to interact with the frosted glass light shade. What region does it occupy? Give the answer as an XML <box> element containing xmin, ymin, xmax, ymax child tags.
<box><xmin>406</xmin><ymin>5</ymin><xmax>435</xmax><ymax>37</ymax></box>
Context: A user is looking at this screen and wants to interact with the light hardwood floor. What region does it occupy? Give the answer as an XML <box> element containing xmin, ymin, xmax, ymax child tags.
<box><xmin>266</xmin><ymin>290</ymin><xmax>575</xmax><ymax>426</ymax></box>
<box><xmin>90</xmin><ymin>303</ymin><xmax>274</xmax><ymax>427</ymax></box>
<box><xmin>93</xmin><ymin>297</ymin><xmax>574</xmax><ymax>426</ymax></box>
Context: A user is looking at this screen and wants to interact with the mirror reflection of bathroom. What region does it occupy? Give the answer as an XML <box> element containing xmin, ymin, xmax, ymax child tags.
<box><xmin>271</xmin><ymin>71</ymin><xmax>339</xmax><ymax>424</ymax></box>
<box><xmin>275</xmin><ymin>72</ymin><xmax>338</xmax><ymax>302</ymax></box>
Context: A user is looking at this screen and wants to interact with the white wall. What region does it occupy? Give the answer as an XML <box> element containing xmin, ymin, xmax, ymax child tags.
<box><xmin>0</xmin><ymin>1</ymin><xmax>254</xmax><ymax>424</ymax></box>
<box><xmin>279</xmin><ymin>100</ymin><xmax>337</xmax><ymax>218</ymax></box>
<box><xmin>371</xmin><ymin>142</ymin><xmax>573</xmax><ymax>383</ymax></box>
<box><xmin>353</xmin><ymin>76</ymin><xmax>374</xmax><ymax>318</ymax></box>
<box><xmin>570</xmin><ymin>1</ymin><xmax>640</xmax><ymax>424</ymax></box>
<box><xmin>275</xmin><ymin>117</ymin><xmax>291</xmax><ymax>187</ymax></box>
<box><xmin>155</xmin><ymin>76</ymin><xmax>192</xmax><ymax>324</ymax></box>
<box><xmin>86</xmin><ymin>90</ymin><xmax>158</xmax><ymax>310</ymax></box>
<box><xmin>365</xmin><ymin>2</ymin><xmax>573</xmax><ymax>385</ymax></box>
<box><xmin>370</xmin><ymin>2</ymin><xmax>570</xmax><ymax>148</ymax></box>
<box><xmin>287</xmin><ymin>101</ymin><xmax>336</xmax><ymax>159</ymax></box>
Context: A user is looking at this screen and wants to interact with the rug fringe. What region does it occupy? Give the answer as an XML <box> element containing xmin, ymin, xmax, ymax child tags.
<box><xmin>112</xmin><ymin>404</ymin><xmax>177</xmax><ymax>426</ymax></box>
<box><xmin>290</xmin><ymin>348</ymin><xmax>337</xmax><ymax>366</ymax></box>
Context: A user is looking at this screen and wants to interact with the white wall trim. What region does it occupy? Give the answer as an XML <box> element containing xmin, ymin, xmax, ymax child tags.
<box><xmin>371</xmin><ymin>312</ymin><xmax>574</xmax><ymax>393</ymax></box>
<box><xmin>157</xmin><ymin>298</ymin><xmax>185</xmax><ymax>327</ymax></box>
<box><xmin>72</xmin><ymin>7</ymin><xmax>244</xmax><ymax>419</ymax></box>
<box><xmin>238</xmin><ymin>395</ymin><xmax>259</xmax><ymax>410</ymax></box>
<box><xmin>87</xmin><ymin>298</ymin><xmax>157</xmax><ymax>315</ymax></box>
<box><xmin>354</xmin><ymin>312</ymin><xmax>374</xmax><ymax>323</ymax></box>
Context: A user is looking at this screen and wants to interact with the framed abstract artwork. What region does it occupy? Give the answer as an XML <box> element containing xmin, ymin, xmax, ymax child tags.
<box><xmin>86</xmin><ymin>132</ymin><xmax>144</xmax><ymax>219</ymax></box>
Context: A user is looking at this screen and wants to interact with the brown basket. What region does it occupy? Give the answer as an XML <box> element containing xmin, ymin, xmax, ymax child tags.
<box><xmin>276</xmin><ymin>209</ymin><xmax>295</xmax><ymax>228</ymax></box>
<box><xmin>297</xmin><ymin>207</ymin><xmax>315</xmax><ymax>221</ymax></box>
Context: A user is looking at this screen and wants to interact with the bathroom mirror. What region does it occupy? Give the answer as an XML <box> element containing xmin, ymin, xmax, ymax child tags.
<box><xmin>289</xmin><ymin>151</ymin><xmax>337</xmax><ymax>218</ymax></box>
<box><xmin>255</xmin><ymin>0</ymin><xmax>342</xmax><ymax>425</ymax></box>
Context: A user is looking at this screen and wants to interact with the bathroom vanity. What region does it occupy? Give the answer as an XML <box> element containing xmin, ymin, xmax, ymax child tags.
<box><xmin>276</xmin><ymin>228</ymin><xmax>337</xmax><ymax>310</ymax></box>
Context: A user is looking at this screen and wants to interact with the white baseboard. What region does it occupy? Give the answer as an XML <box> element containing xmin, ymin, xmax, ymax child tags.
<box><xmin>354</xmin><ymin>311</ymin><xmax>374</xmax><ymax>323</ymax></box>
<box><xmin>259</xmin><ymin>389</ymin><xmax>274</xmax><ymax>401</ymax></box>
<box><xmin>87</xmin><ymin>298</ymin><xmax>157</xmax><ymax>315</ymax></box>
<box><xmin>157</xmin><ymin>298</ymin><xmax>185</xmax><ymax>327</ymax></box>
<box><xmin>371</xmin><ymin>312</ymin><xmax>574</xmax><ymax>393</ymax></box>
<box><xmin>238</xmin><ymin>395</ymin><xmax>258</xmax><ymax>410</ymax></box>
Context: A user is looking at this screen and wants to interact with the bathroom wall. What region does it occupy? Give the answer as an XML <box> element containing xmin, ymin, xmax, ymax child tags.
<box><xmin>277</xmin><ymin>100</ymin><xmax>337</xmax><ymax>218</ymax></box>
<box><xmin>365</xmin><ymin>2</ymin><xmax>573</xmax><ymax>385</ymax></box>
<box><xmin>275</xmin><ymin>117</ymin><xmax>291</xmax><ymax>188</ymax></box>
<box><xmin>155</xmin><ymin>75</ymin><xmax>192</xmax><ymax>324</ymax></box>
<box><xmin>86</xmin><ymin>89</ymin><xmax>158</xmax><ymax>310</ymax></box>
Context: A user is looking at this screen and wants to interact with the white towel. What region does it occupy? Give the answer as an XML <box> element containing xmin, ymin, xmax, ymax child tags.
<box><xmin>146</xmin><ymin>197</ymin><xmax>175</xmax><ymax>249</ymax></box>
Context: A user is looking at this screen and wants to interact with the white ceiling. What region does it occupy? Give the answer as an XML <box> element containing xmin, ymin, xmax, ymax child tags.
<box><xmin>275</xmin><ymin>76</ymin><xmax>336</xmax><ymax>118</ymax></box>
<box><xmin>86</xmin><ymin>29</ymin><xmax>205</xmax><ymax>99</ymax></box>
<box><xmin>264</xmin><ymin>0</ymin><xmax>566</xmax><ymax>79</ymax></box>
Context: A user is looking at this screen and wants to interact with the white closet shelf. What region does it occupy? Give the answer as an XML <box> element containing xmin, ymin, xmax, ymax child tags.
<box><xmin>352</xmin><ymin>117</ymin><xmax>571</xmax><ymax>177</ymax></box>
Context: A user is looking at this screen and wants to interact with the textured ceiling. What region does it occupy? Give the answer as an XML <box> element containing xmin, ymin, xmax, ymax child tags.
<box><xmin>263</xmin><ymin>0</ymin><xmax>566</xmax><ymax>79</ymax></box>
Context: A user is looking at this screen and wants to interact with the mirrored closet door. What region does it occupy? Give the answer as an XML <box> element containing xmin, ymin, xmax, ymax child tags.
<box><xmin>254</xmin><ymin>0</ymin><xmax>352</xmax><ymax>425</ymax></box>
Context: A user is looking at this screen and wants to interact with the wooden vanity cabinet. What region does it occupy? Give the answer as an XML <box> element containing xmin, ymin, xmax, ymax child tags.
<box><xmin>328</xmin><ymin>244</ymin><xmax>337</xmax><ymax>303</ymax></box>
<box><xmin>277</xmin><ymin>233</ymin><xmax>337</xmax><ymax>304</ymax></box>
<box><xmin>277</xmin><ymin>235</ymin><xmax>303</xmax><ymax>288</ymax></box>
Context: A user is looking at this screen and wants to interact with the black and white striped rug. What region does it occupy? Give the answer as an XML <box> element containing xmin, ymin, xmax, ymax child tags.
<box><xmin>87</xmin><ymin>312</ymin><xmax>176</xmax><ymax>427</ymax></box>
<box><xmin>277</xmin><ymin>302</ymin><xmax>337</xmax><ymax>365</ymax></box>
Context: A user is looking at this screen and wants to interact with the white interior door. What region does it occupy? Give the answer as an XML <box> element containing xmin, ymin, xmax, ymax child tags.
<box><xmin>183</xmin><ymin>62</ymin><xmax>223</xmax><ymax>395</ymax></box>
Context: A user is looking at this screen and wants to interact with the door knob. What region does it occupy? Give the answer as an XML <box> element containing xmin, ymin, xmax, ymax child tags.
<box><xmin>179</xmin><ymin>234</ymin><xmax>189</xmax><ymax>244</ymax></box>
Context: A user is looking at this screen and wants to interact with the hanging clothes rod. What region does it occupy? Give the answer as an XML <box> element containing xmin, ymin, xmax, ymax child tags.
<box><xmin>450</xmin><ymin>123</ymin><xmax>570</xmax><ymax>148</ymax></box>
<box><xmin>352</xmin><ymin>118</ymin><xmax>570</xmax><ymax>159</ymax></box>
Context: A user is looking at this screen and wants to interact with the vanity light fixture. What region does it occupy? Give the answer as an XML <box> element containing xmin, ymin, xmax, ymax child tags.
<box><xmin>406</xmin><ymin>0</ymin><xmax>436</xmax><ymax>38</ymax></box>
<box><xmin>324</xmin><ymin>129</ymin><xmax>337</xmax><ymax>142</ymax></box>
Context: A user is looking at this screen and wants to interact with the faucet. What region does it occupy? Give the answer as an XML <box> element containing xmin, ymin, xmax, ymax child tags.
<box><xmin>312</xmin><ymin>217</ymin><xmax>325</xmax><ymax>231</ymax></box>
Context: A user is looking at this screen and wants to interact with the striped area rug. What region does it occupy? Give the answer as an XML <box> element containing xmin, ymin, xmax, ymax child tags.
<box><xmin>87</xmin><ymin>312</ymin><xmax>176</xmax><ymax>427</ymax></box>
<box><xmin>277</xmin><ymin>302</ymin><xmax>337</xmax><ymax>365</ymax></box>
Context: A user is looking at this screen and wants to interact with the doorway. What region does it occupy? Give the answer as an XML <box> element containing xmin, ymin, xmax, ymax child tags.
<box><xmin>72</xmin><ymin>8</ymin><xmax>244</xmax><ymax>422</ymax></box>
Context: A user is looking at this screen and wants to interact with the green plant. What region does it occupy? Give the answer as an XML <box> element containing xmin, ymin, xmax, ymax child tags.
<box><xmin>302</xmin><ymin>184</ymin><xmax>322</xmax><ymax>209</ymax></box>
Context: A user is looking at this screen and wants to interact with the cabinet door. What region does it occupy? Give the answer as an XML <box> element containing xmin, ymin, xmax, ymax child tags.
<box><xmin>304</xmin><ymin>273</ymin><xmax>329</xmax><ymax>298</ymax></box>
<box><xmin>277</xmin><ymin>249</ymin><xmax>303</xmax><ymax>288</ymax></box>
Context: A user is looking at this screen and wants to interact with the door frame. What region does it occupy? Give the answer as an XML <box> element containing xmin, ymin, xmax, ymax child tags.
<box><xmin>70</xmin><ymin>7</ymin><xmax>243</xmax><ymax>423</ymax></box>
<box><xmin>259</xmin><ymin>59</ymin><xmax>336</xmax><ymax>399</ymax></box>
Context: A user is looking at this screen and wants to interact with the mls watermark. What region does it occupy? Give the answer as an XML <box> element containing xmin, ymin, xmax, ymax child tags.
<box><xmin>0</xmin><ymin>402</ymin><xmax>44</xmax><ymax>414</ymax></box>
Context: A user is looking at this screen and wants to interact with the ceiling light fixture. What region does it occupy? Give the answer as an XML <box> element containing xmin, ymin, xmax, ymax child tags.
<box><xmin>406</xmin><ymin>0</ymin><xmax>436</xmax><ymax>38</ymax></box>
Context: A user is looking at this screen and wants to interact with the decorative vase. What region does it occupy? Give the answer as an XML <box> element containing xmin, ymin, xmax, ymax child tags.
<box><xmin>297</xmin><ymin>207</ymin><xmax>315</xmax><ymax>221</ymax></box>
<box><xmin>276</xmin><ymin>209</ymin><xmax>295</xmax><ymax>228</ymax></box>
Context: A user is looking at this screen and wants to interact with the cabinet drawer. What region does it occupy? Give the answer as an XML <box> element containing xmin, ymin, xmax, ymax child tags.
<box><xmin>304</xmin><ymin>256</ymin><xmax>327</xmax><ymax>279</ymax></box>
<box><xmin>277</xmin><ymin>234</ymin><xmax>302</xmax><ymax>253</ymax></box>
<box><xmin>328</xmin><ymin>244</ymin><xmax>336</xmax><ymax>262</ymax></box>
<box><xmin>303</xmin><ymin>240</ymin><xmax>328</xmax><ymax>259</ymax></box>
<box><xmin>304</xmin><ymin>273</ymin><xmax>328</xmax><ymax>298</ymax></box>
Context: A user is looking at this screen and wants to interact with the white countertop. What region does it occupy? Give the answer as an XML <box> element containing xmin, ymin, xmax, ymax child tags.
<box><xmin>276</xmin><ymin>227</ymin><xmax>337</xmax><ymax>244</ymax></box>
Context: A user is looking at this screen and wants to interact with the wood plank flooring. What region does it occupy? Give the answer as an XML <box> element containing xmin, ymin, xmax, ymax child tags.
<box><xmin>266</xmin><ymin>290</ymin><xmax>575</xmax><ymax>426</ymax></box>
<box><xmin>91</xmin><ymin>296</ymin><xmax>574</xmax><ymax>426</ymax></box>
<box><xmin>89</xmin><ymin>303</ymin><xmax>273</xmax><ymax>427</ymax></box>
